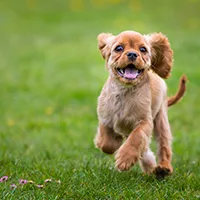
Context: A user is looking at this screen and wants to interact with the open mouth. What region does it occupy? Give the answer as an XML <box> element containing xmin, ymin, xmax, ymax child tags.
<box><xmin>116</xmin><ymin>64</ymin><xmax>144</xmax><ymax>80</ymax></box>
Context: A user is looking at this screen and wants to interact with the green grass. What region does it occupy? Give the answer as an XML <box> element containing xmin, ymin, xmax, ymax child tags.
<box><xmin>0</xmin><ymin>0</ymin><xmax>200</xmax><ymax>199</ymax></box>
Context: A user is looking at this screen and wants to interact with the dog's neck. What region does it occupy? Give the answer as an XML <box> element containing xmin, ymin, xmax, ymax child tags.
<box><xmin>108</xmin><ymin>73</ymin><xmax>149</xmax><ymax>92</ymax></box>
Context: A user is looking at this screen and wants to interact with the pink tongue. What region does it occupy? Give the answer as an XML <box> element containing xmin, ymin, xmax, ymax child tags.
<box><xmin>124</xmin><ymin>67</ymin><xmax>139</xmax><ymax>79</ymax></box>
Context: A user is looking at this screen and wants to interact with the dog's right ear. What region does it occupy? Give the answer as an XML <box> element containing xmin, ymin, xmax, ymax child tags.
<box><xmin>97</xmin><ymin>33</ymin><xmax>114</xmax><ymax>60</ymax></box>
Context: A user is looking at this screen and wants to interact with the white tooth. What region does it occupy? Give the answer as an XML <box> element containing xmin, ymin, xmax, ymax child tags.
<box><xmin>120</xmin><ymin>69</ymin><xmax>124</xmax><ymax>74</ymax></box>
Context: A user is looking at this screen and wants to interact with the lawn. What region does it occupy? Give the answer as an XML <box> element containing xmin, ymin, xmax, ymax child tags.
<box><xmin>0</xmin><ymin>0</ymin><xmax>200</xmax><ymax>199</ymax></box>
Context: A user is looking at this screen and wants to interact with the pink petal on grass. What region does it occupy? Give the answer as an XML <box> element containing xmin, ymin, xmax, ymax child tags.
<box><xmin>37</xmin><ymin>184</ymin><xmax>44</xmax><ymax>188</ymax></box>
<box><xmin>44</xmin><ymin>179</ymin><xmax>52</xmax><ymax>183</ymax></box>
<box><xmin>19</xmin><ymin>179</ymin><xmax>28</xmax><ymax>184</ymax></box>
<box><xmin>10</xmin><ymin>184</ymin><xmax>17</xmax><ymax>189</ymax></box>
<box><xmin>0</xmin><ymin>176</ymin><xmax>8</xmax><ymax>182</ymax></box>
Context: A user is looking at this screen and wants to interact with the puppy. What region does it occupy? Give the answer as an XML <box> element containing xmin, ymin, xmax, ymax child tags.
<box><xmin>94</xmin><ymin>31</ymin><xmax>187</xmax><ymax>177</ymax></box>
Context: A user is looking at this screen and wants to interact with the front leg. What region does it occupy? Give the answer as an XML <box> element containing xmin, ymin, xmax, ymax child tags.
<box><xmin>94</xmin><ymin>123</ymin><xmax>123</xmax><ymax>154</ymax></box>
<box><xmin>115</xmin><ymin>120</ymin><xmax>153</xmax><ymax>171</ymax></box>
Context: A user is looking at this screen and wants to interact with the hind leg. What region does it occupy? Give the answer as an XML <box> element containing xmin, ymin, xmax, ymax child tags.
<box><xmin>154</xmin><ymin>103</ymin><xmax>173</xmax><ymax>177</ymax></box>
<box><xmin>139</xmin><ymin>148</ymin><xmax>157</xmax><ymax>174</ymax></box>
<box><xmin>94</xmin><ymin>123</ymin><xmax>123</xmax><ymax>154</ymax></box>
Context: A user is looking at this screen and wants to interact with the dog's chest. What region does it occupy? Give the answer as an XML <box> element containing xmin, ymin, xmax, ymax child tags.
<box><xmin>112</xmin><ymin>93</ymin><xmax>138</xmax><ymax>135</ymax></box>
<box><xmin>98</xmin><ymin>85</ymin><xmax>150</xmax><ymax>136</ymax></box>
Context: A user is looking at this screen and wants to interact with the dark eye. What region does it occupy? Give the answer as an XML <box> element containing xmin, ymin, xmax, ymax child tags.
<box><xmin>115</xmin><ymin>45</ymin><xmax>124</xmax><ymax>52</ymax></box>
<box><xmin>140</xmin><ymin>47</ymin><xmax>147</xmax><ymax>52</ymax></box>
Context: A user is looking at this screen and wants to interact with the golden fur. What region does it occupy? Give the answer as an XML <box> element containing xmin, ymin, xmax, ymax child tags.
<box><xmin>94</xmin><ymin>31</ymin><xmax>187</xmax><ymax>177</ymax></box>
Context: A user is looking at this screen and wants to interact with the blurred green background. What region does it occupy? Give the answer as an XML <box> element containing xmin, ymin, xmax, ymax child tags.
<box><xmin>0</xmin><ymin>0</ymin><xmax>200</xmax><ymax>199</ymax></box>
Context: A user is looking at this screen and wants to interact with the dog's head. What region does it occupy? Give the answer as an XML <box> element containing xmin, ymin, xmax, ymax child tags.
<box><xmin>97</xmin><ymin>31</ymin><xmax>173</xmax><ymax>85</ymax></box>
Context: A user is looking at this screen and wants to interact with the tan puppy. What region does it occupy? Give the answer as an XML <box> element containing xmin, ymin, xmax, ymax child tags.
<box><xmin>94</xmin><ymin>31</ymin><xmax>186</xmax><ymax>177</ymax></box>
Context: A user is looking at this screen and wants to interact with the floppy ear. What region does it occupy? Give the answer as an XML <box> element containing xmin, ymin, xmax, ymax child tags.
<box><xmin>97</xmin><ymin>33</ymin><xmax>114</xmax><ymax>60</ymax></box>
<box><xmin>147</xmin><ymin>33</ymin><xmax>173</xmax><ymax>79</ymax></box>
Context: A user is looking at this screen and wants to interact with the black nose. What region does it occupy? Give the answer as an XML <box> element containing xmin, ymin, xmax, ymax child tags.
<box><xmin>127</xmin><ymin>52</ymin><xmax>138</xmax><ymax>60</ymax></box>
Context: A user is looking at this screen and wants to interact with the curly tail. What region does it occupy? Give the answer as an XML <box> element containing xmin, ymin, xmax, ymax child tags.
<box><xmin>168</xmin><ymin>75</ymin><xmax>187</xmax><ymax>107</ymax></box>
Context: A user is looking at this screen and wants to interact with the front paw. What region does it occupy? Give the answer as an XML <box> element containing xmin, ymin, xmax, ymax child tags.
<box><xmin>154</xmin><ymin>163</ymin><xmax>173</xmax><ymax>178</ymax></box>
<box><xmin>115</xmin><ymin>144</ymin><xmax>138</xmax><ymax>171</ymax></box>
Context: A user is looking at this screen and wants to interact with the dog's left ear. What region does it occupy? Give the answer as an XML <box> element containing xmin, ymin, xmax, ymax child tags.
<box><xmin>146</xmin><ymin>33</ymin><xmax>173</xmax><ymax>79</ymax></box>
<box><xmin>97</xmin><ymin>33</ymin><xmax>114</xmax><ymax>60</ymax></box>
